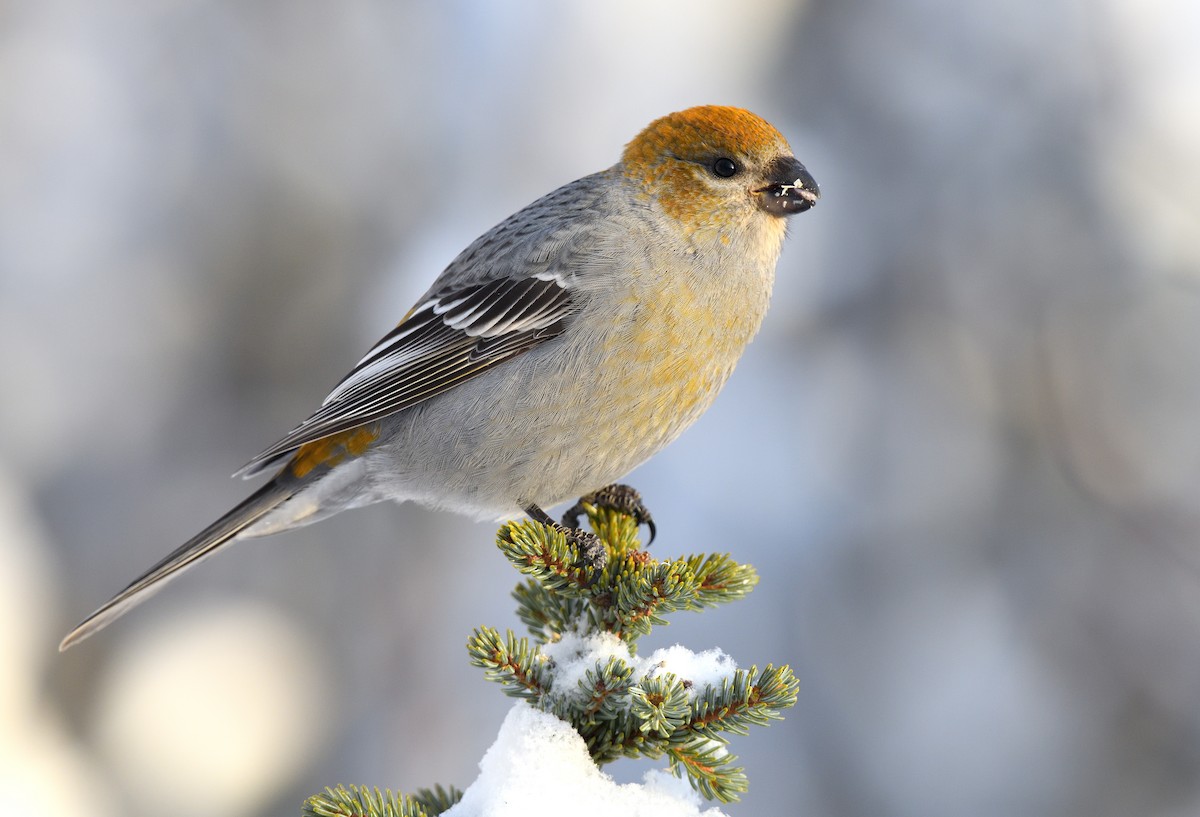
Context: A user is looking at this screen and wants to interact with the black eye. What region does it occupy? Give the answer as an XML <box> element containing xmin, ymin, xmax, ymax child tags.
<box><xmin>711</xmin><ymin>157</ymin><xmax>739</xmax><ymax>178</ymax></box>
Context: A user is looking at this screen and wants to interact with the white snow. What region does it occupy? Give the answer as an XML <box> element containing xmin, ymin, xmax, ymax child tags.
<box><xmin>444</xmin><ymin>704</ymin><xmax>729</xmax><ymax>817</ymax></box>
<box><xmin>540</xmin><ymin>632</ymin><xmax>737</xmax><ymax>702</ymax></box>
<box><xmin>638</xmin><ymin>643</ymin><xmax>740</xmax><ymax>693</ymax></box>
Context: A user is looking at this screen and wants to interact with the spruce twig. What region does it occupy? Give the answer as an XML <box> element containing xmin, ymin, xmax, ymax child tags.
<box><xmin>302</xmin><ymin>784</ymin><xmax>462</xmax><ymax>817</ymax></box>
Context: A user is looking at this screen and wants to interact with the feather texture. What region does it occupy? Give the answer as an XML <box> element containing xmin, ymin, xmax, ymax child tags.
<box><xmin>238</xmin><ymin>276</ymin><xmax>575</xmax><ymax>477</ymax></box>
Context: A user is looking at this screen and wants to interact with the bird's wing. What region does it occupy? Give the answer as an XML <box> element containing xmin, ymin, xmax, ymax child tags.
<box><xmin>237</xmin><ymin>170</ymin><xmax>613</xmax><ymax>478</ymax></box>
<box><xmin>237</xmin><ymin>273</ymin><xmax>576</xmax><ymax>477</ymax></box>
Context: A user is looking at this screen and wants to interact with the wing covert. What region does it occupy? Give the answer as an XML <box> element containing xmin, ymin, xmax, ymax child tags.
<box><xmin>237</xmin><ymin>275</ymin><xmax>574</xmax><ymax>477</ymax></box>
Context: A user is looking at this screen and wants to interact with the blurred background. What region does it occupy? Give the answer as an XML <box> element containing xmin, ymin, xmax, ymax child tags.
<box><xmin>3</xmin><ymin>1</ymin><xmax>1199</xmax><ymax>815</ymax></box>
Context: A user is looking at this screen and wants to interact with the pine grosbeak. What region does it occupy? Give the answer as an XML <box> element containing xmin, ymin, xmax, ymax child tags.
<box><xmin>61</xmin><ymin>105</ymin><xmax>819</xmax><ymax>650</ymax></box>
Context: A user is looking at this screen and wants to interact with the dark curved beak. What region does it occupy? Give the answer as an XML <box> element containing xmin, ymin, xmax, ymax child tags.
<box><xmin>754</xmin><ymin>155</ymin><xmax>820</xmax><ymax>216</ymax></box>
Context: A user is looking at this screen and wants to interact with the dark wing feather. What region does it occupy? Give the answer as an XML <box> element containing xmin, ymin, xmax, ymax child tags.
<box><xmin>236</xmin><ymin>276</ymin><xmax>574</xmax><ymax>477</ymax></box>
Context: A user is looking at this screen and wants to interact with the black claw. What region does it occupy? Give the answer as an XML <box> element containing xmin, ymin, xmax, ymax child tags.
<box><xmin>560</xmin><ymin>500</ymin><xmax>587</xmax><ymax>531</ymax></box>
<box><xmin>563</xmin><ymin>484</ymin><xmax>656</xmax><ymax>545</ymax></box>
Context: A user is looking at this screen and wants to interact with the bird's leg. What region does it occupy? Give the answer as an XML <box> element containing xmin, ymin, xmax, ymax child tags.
<box><xmin>524</xmin><ymin>503</ymin><xmax>607</xmax><ymax>570</ymax></box>
<box><xmin>561</xmin><ymin>484</ymin><xmax>656</xmax><ymax>545</ymax></box>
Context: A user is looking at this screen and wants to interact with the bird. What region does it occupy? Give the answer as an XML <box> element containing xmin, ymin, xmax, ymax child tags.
<box><xmin>59</xmin><ymin>105</ymin><xmax>819</xmax><ymax>651</ymax></box>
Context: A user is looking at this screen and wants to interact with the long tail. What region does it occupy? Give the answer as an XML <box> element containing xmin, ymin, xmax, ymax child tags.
<box><xmin>59</xmin><ymin>479</ymin><xmax>296</xmax><ymax>651</ymax></box>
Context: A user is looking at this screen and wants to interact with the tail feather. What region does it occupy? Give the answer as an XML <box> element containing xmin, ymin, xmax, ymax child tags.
<box><xmin>59</xmin><ymin>479</ymin><xmax>296</xmax><ymax>651</ymax></box>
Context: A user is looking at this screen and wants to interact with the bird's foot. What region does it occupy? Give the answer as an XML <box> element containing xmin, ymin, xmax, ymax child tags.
<box><xmin>562</xmin><ymin>483</ymin><xmax>656</xmax><ymax>545</ymax></box>
<box><xmin>524</xmin><ymin>504</ymin><xmax>607</xmax><ymax>572</ymax></box>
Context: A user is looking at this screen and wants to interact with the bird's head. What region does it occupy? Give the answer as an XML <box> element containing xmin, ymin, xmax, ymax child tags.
<box><xmin>621</xmin><ymin>105</ymin><xmax>819</xmax><ymax>237</ymax></box>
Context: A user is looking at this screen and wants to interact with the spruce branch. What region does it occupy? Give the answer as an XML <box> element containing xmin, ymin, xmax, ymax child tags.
<box><xmin>612</xmin><ymin>561</ymin><xmax>698</xmax><ymax>639</ymax></box>
<box><xmin>686</xmin><ymin>552</ymin><xmax>760</xmax><ymax>608</ymax></box>
<box><xmin>495</xmin><ymin>520</ymin><xmax>594</xmax><ymax>596</ymax></box>
<box><xmin>576</xmin><ymin>502</ymin><xmax>643</xmax><ymax>554</ymax></box>
<box><xmin>302</xmin><ymin>784</ymin><xmax>461</xmax><ymax>817</ymax></box>
<box><xmin>497</xmin><ymin>506</ymin><xmax>760</xmax><ymax>650</ymax></box>
<box><xmin>684</xmin><ymin>664</ymin><xmax>799</xmax><ymax>739</ymax></box>
<box><xmin>478</xmin><ymin>499</ymin><xmax>795</xmax><ymax>801</ymax></box>
<box><xmin>305</xmin><ymin>485</ymin><xmax>796</xmax><ymax>811</ymax></box>
<box><xmin>667</xmin><ymin>738</ymin><xmax>748</xmax><ymax>803</ymax></box>
<box><xmin>572</xmin><ymin>655</ymin><xmax>638</xmax><ymax>721</ymax></box>
<box><xmin>630</xmin><ymin>672</ymin><xmax>692</xmax><ymax>736</ymax></box>
<box><xmin>465</xmin><ymin>627</ymin><xmax>549</xmax><ymax>700</ymax></box>
<box><xmin>410</xmin><ymin>785</ymin><xmax>464</xmax><ymax>816</ymax></box>
<box><xmin>512</xmin><ymin>579</ymin><xmax>592</xmax><ymax>643</ymax></box>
